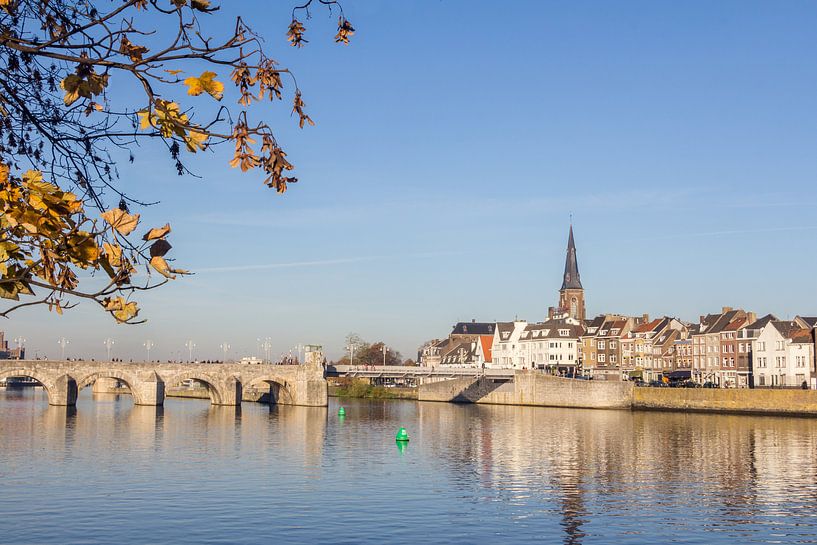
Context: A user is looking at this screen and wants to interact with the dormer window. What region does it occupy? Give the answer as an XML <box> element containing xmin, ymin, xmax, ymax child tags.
<box><xmin>611</xmin><ymin>329</ymin><xmax>620</xmax><ymax>335</ymax></box>
<box><xmin>543</xmin><ymin>329</ymin><xmax>550</xmax><ymax>336</ymax></box>
<box><xmin>600</xmin><ymin>330</ymin><xmax>608</xmax><ymax>336</ymax></box>
<box><xmin>559</xmin><ymin>329</ymin><xmax>569</xmax><ymax>337</ymax></box>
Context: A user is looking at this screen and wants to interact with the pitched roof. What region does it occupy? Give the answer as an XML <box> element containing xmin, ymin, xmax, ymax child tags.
<box><xmin>560</xmin><ymin>225</ymin><xmax>583</xmax><ymax>290</ymax></box>
<box><xmin>633</xmin><ymin>318</ymin><xmax>663</xmax><ymax>334</ymax></box>
<box><xmin>797</xmin><ymin>316</ymin><xmax>817</xmax><ymax>328</ymax></box>
<box><xmin>450</xmin><ymin>322</ymin><xmax>495</xmax><ymax>336</ymax></box>
<box><xmin>747</xmin><ymin>313</ymin><xmax>777</xmax><ymax>330</ymax></box>
<box><xmin>478</xmin><ymin>335</ymin><xmax>493</xmax><ymax>362</ymax></box>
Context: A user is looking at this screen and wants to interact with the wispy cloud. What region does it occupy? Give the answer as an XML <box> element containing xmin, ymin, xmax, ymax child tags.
<box><xmin>194</xmin><ymin>251</ymin><xmax>462</xmax><ymax>273</ymax></box>
<box><xmin>639</xmin><ymin>225</ymin><xmax>817</xmax><ymax>242</ymax></box>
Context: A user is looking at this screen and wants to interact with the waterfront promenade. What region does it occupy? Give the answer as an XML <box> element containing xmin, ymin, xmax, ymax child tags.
<box><xmin>0</xmin><ymin>360</ymin><xmax>328</xmax><ymax>407</ymax></box>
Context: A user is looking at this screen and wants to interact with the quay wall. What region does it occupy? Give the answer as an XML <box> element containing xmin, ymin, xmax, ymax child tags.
<box><xmin>633</xmin><ymin>387</ymin><xmax>817</xmax><ymax>416</ymax></box>
<box><xmin>419</xmin><ymin>372</ymin><xmax>633</xmax><ymax>410</ymax></box>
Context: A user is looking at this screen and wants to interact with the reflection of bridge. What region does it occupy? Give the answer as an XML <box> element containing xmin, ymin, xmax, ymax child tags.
<box><xmin>0</xmin><ymin>360</ymin><xmax>327</xmax><ymax>407</ymax></box>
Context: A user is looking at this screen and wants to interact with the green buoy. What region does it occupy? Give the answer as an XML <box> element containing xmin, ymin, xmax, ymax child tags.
<box><xmin>338</xmin><ymin>407</ymin><xmax>346</xmax><ymax>417</ymax></box>
<box><xmin>395</xmin><ymin>427</ymin><xmax>410</xmax><ymax>442</ymax></box>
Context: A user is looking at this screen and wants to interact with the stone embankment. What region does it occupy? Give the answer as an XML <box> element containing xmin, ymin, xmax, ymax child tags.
<box><xmin>419</xmin><ymin>371</ymin><xmax>817</xmax><ymax>416</ymax></box>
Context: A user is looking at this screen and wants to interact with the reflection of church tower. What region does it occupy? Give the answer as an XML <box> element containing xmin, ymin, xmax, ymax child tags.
<box><xmin>558</xmin><ymin>225</ymin><xmax>586</xmax><ymax>321</ymax></box>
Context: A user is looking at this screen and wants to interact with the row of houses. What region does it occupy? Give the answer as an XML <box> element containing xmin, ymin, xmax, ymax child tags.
<box><xmin>419</xmin><ymin>309</ymin><xmax>817</xmax><ymax>388</ymax></box>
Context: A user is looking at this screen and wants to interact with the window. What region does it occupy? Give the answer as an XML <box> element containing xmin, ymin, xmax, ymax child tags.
<box><xmin>611</xmin><ymin>329</ymin><xmax>620</xmax><ymax>335</ymax></box>
<box><xmin>610</xmin><ymin>341</ymin><xmax>617</xmax><ymax>349</ymax></box>
<box><xmin>598</xmin><ymin>354</ymin><xmax>606</xmax><ymax>363</ymax></box>
<box><xmin>757</xmin><ymin>341</ymin><xmax>766</xmax><ymax>351</ymax></box>
<box><xmin>759</xmin><ymin>375</ymin><xmax>766</xmax><ymax>386</ymax></box>
<box><xmin>610</xmin><ymin>355</ymin><xmax>617</xmax><ymax>364</ymax></box>
<box><xmin>598</xmin><ymin>341</ymin><xmax>606</xmax><ymax>349</ymax></box>
<box><xmin>797</xmin><ymin>374</ymin><xmax>806</xmax><ymax>385</ymax></box>
<box><xmin>559</xmin><ymin>329</ymin><xmax>570</xmax><ymax>337</ymax></box>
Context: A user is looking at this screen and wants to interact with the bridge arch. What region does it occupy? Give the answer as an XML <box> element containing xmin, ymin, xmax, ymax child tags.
<box><xmin>0</xmin><ymin>368</ymin><xmax>58</xmax><ymax>404</ymax></box>
<box><xmin>243</xmin><ymin>375</ymin><xmax>294</xmax><ymax>405</ymax></box>
<box><xmin>76</xmin><ymin>371</ymin><xmax>143</xmax><ymax>404</ymax></box>
<box><xmin>164</xmin><ymin>372</ymin><xmax>227</xmax><ymax>405</ymax></box>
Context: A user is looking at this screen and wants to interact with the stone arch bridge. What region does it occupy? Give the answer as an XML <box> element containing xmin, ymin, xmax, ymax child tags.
<box><xmin>0</xmin><ymin>360</ymin><xmax>327</xmax><ymax>407</ymax></box>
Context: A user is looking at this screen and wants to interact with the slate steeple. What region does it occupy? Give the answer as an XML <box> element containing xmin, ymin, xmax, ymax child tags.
<box><xmin>561</xmin><ymin>225</ymin><xmax>582</xmax><ymax>290</ymax></box>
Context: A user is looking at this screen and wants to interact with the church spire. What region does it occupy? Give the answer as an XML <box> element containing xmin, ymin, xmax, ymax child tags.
<box><xmin>561</xmin><ymin>224</ymin><xmax>582</xmax><ymax>290</ymax></box>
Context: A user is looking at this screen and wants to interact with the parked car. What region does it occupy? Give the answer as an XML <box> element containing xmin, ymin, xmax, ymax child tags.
<box><xmin>702</xmin><ymin>382</ymin><xmax>718</xmax><ymax>388</ymax></box>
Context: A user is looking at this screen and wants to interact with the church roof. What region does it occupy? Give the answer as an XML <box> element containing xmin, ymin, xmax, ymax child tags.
<box><xmin>561</xmin><ymin>225</ymin><xmax>583</xmax><ymax>290</ymax></box>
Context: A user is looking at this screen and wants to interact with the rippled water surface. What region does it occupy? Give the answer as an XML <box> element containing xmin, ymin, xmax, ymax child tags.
<box><xmin>3</xmin><ymin>388</ymin><xmax>817</xmax><ymax>544</ymax></box>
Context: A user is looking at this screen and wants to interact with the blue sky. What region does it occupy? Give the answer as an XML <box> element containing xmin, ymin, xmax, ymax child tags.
<box><xmin>5</xmin><ymin>0</ymin><xmax>817</xmax><ymax>361</ymax></box>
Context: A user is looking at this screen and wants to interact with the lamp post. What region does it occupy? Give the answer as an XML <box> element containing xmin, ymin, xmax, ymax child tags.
<box><xmin>184</xmin><ymin>340</ymin><xmax>196</xmax><ymax>362</ymax></box>
<box><xmin>103</xmin><ymin>337</ymin><xmax>115</xmax><ymax>361</ymax></box>
<box><xmin>13</xmin><ymin>337</ymin><xmax>25</xmax><ymax>359</ymax></box>
<box><xmin>57</xmin><ymin>337</ymin><xmax>69</xmax><ymax>360</ymax></box>
<box><xmin>294</xmin><ymin>343</ymin><xmax>304</xmax><ymax>364</ymax></box>
<box><xmin>144</xmin><ymin>339</ymin><xmax>155</xmax><ymax>362</ymax></box>
<box><xmin>219</xmin><ymin>342</ymin><xmax>231</xmax><ymax>362</ymax></box>
<box><xmin>257</xmin><ymin>337</ymin><xmax>273</xmax><ymax>363</ymax></box>
<box><xmin>382</xmin><ymin>344</ymin><xmax>387</xmax><ymax>366</ymax></box>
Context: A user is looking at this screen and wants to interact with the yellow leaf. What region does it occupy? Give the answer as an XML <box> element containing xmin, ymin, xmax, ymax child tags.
<box><xmin>103</xmin><ymin>296</ymin><xmax>139</xmax><ymax>322</ymax></box>
<box><xmin>102</xmin><ymin>242</ymin><xmax>123</xmax><ymax>267</ymax></box>
<box><xmin>184</xmin><ymin>71</ymin><xmax>224</xmax><ymax>101</ymax></box>
<box><xmin>142</xmin><ymin>224</ymin><xmax>171</xmax><ymax>241</ymax></box>
<box><xmin>101</xmin><ymin>208</ymin><xmax>140</xmax><ymax>236</ymax></box>
<box><xmin>150</xmin><ymin>256</ymin><xmax>175</xmax><ymax>279</ymax></box>
<box><xmin>184</xmin><ymin>129</ymin><xmax>208</xmax><ymax>152</ymax></box>
<box><xmin>165</xmin><ymin>69</ymin><xmax>184</xmax><ymax>75</ymax></box>
<box><xmin>150</xmin><ymin>256</ymin><xmax>190</xmax><ymax>279</ymax></box>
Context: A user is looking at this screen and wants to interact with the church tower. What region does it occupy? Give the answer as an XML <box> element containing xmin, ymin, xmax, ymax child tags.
<box><xmin>558</xmin><ymin>225</ymin><xmax>586</xmax><ymax>322</ymax></box>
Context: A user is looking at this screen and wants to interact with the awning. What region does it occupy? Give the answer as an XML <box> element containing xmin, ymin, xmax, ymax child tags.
<box><xmin>628</xmin><ymin>369</ymin><xmax>643</xmax><ymax>379</ymax></box>
<box><xmin>666</xmin><ymin>370</ymin><xmax>691</xmax><ymax>380</ymax></box>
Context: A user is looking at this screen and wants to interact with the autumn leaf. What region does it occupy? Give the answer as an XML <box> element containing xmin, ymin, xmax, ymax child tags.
<box><xmin>143</xmin><ymin>223</ymin><xmax>171</xmax><ymax>241</ymax></box>
<box><xmin>149</xmin><ymin>239</ymin><xmax>172</xmax><ymax>258</ymax></box>
<box><xmin>164</xmin><ymin>69</ymin><xmax>184</xmax><ymax>75</ymax></box>
<box><xmin>184</xmin><ymin>129</ymin><xmax>209</xmax><ymax>152</ymax></box>
<box><xmin>103</xmin><ymin>296</ymin><xmax>139</xmax><ymax>322</ymax></box>
<box><xmin>120</xmin><ymin>35</ymin><xmax>149</xmax><ymax>62</ymax></box>
<box><xmin>184</xmin><ymin>71</ymin><xmax>224</xmax><ymax>101</ymax></box>
<box><xmin>101</xmin><ymin>208</ymin><xmax>140</xmax><ymax>235</ymax></box>
<box><xmin>191</xmin><ymin>0</ymin><xmax>213</xmax><ymax>11</ymax></box>
<box><xmin>102</xmin><ymin>242</ymin><xmax>123</xmax><ymax>267</ymax></box>
<box><xmin>150</xmin><ymin>256</ymin><xmax>189</xmax><ymax>279</ymax></box>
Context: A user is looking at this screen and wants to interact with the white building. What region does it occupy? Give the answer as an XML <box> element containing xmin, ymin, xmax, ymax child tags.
<box><xmin>489</xmin><ymin>321</ymin><xmax>528</xmax><ymax>369</ymax></box>
<box><xmin>518</xmin><ymin>319</ymin><xmax>583</xmax><ymax>373</ymax></box>
<box><xmin>752</xmin><ymin>321</ymin><xmax>815</xmax><ymax>388</ymax></box>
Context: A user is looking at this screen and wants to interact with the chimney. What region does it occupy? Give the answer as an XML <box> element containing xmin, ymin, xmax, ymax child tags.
<box><xmin>722</xmin><ymin>306</ymin><xmax>732</xmax><ymax>314</ymax></box>
<box><xmin>472</xmin><ymin>319</ymin><xmax>476</xmax><ymax>323</ymax></box>
<box><xmin>747</xmin><ymin>312</ymin><xmax>757</xmax><ymax>325</ymax></box>
<box><xmin>642</xmin><ymin>313</ymin><xmax>650</xmax><ymax>324</ymax></box>
<box><xmin>699</xmin><ymin>315</ymin><xmax>706</xmax><ymax>324</ymax></box>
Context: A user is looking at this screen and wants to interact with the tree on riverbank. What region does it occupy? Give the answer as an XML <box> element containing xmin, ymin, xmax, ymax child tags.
<box><xmin>337</xmin><ymin>335</ymin><xmax>402</xmax><ymax>366</ymax></box>
<box><xmin>0</xmin><ymin>0</ymin><xmax>353</xmax><ymax>322</ymax></box>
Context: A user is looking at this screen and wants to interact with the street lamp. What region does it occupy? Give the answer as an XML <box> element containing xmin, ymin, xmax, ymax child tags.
<box><xmin>144</xmin><ymin>339</ymin><xmax>155</xmax><ymax>362</ymax></box>
<box><xmin>103</xmin><ymin>337</ymin><xmax>115</xmax><ymax>361</ymax></box>
<box><xmin>382</xmin><ymin>344</ymin><xmax>387</xmax><ymax>366</ymax></box>
<box><xmin>57</xmin><ymin>337</ymin><xmax>69</xmax><ymax>360</ymax></box>
<box><xmin>257</xmin><ymin>337</ymin><xmax>272</xmax><ymax>363</ymax></box>
<box><xmin>184</xmin><ymin>340</ymin><xmax>196</xmax><ymax>362</ymax></box>
<box><xmin>219</xmin><ymin>342</ymin><xmax>231</xmax><ymax>362</ymax></box>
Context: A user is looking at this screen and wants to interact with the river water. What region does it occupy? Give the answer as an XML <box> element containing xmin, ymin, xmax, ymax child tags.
<box><xmin>2</xmin><ymin>388</ymin><xmax>817</xmax><ymax>544</ymax></box>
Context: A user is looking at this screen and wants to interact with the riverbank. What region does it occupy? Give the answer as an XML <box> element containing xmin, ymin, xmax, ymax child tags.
<box><xmin>328</xmin><ymin>380</ymin><xmax>417</xmax><ymax>400</ymax></box>
<box><xmin>418</xmin><ymin>372</ymin><xmax>817</xmax><ymax>417</ymax></box>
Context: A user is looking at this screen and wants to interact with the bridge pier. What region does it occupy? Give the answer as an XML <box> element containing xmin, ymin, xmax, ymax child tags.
<box><xmin>133</xmin><ymin>372</ymin><xmax>165</xmax><ymax>406</ymax></box>
<box><xmin>49</xmin><ymin>374</ymin><xmax>78</xmax><ymax>406</ymax></box>
<box><xmin>215</xmin><ymin>376</ymin><xmax>242</xmax><ymax>406</ymax></box>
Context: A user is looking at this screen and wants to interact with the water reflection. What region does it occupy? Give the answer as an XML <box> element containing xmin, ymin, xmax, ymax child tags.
<box><xmin>3</xmin><ymin>390</ymin><xmax>817</xmax><ymax>544</ymax></box>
